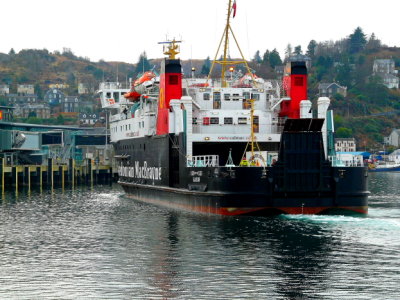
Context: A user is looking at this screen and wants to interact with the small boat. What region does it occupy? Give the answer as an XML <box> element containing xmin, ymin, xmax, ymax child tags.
<box><xmin>369</xmin><ymin>151</ymin><xmax>400</xmax><ymax>172</ymax></box>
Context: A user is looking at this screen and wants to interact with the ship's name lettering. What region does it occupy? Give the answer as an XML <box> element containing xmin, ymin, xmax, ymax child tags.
<box><xmin>217</xmin><ymin>136</ymin><xmax>251</xmax><ymax>140</ymax></box>
<box><xmin>118</xmin><ymin>161</ymin><xmax>162</xmax><ymax>180</ymax></box>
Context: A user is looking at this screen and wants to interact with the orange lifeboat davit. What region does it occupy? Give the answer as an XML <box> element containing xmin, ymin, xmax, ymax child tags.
<box><xmin>124</xmin><ymin>71</ymin><xmax>156</xmax><ymax>101</ymax></box>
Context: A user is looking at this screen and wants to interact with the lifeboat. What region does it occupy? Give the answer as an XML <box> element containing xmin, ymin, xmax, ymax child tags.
<box><xmin>124</xmin><ymin>71</ymin><xmax>156</xmax><ymax>101</ymax></box>
<box><xmin>232</xmin><ymin>73</ymin><xmax>260</xmax><ymax>88</ymax></box>
<box><xmin>189</xmin><ymin>83</ymin><xmax>209</xmax><ymax>87</ymax></box>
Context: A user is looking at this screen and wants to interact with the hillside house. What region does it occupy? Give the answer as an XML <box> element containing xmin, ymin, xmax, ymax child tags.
<box><xmin>62</xmin><ymin>96</ymin><xmax>80</xmax><ymax>113</ymax></box>
<box><xmin>318</xmin><ymin>82</ymin><xmax>347</xmax><ymax>98</ymax></box>
<box><xmin>79</xmin><ymin>113</ymin><xmax>99</xmax><ymax>125</ymax></box>
<box><xmin>373</xmin><ymin>59</ymin><xmax>399</xmax><ymax>89</ymax></box>
<box><xmin>78</xmin><ymin>83</ymin><xmax>90</xmax><ymax>94</ymax></box>
<box><xmin>49</xmin><ymin>83</ymin><xmax>69</xmax><ymax>89</ymax></box>
<box><xmin>335</xmin><ymin>138</ymin><xmax>356</xmax><ymax>152</ymax></box>
<box><xmin>17</xmin><ymin>104</ymin><xmax>51</xmax><ymax>119</ymax></box>
<box><xmin>17</xmin><ymin>84</ymin><xmax>35</xmax><ymax>95</ymax></box>
<box><xmin>0</xmin><ymin>85</ymin><xmax>9</xmax><ymax>95</ymax></box>
<box><xmin>44</xmin><ymin>88</ymin><xmax>65</xmax><ymax>106</ymax></box>
<box><xmin>6</xmin><ymin>94</ymin><xmax>38</xmax><ymax>105</ymax></box>
<box><xmin>384</xmin><ymin>129</ymin><xmax>400</xmax><ymax>147</ymax></box>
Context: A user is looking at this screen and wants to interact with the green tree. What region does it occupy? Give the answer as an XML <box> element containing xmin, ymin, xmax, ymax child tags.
<box><xmin>28</xmin><ymin>111</ymin><xmax>37</xmax><ymax>118</ymax></box>
<box><xmin>365</xmin><ymin>33</ymin><xmax>381</xmax><ymax>53</ymax></box>
<box><xmin>348</xmin><ymin>27</ymin><xmax>367</xmax><ymax>54</ymax></box>
<box><xmin>306</xmin><ymin>40</ymin><xmax>317</xmax><ymax>58</ymax></box>
<box><xmin>201</xmin><ymin>56</ymin><xmax>211</xmax><ymax>75</ymax></box>
<box><xmin>284</xmin><ymin>44</ymin><xmax>292</xmax><ymax>60</ymax></box>
<box><xmin>135</xmin><ymin>52</ymin><xmax>151</xmax><ymax>75</ymax></box>
<box><xmin>56</xmin><ymin>114</ymin><xmax>65</xmax><ymax>125</ymax></box>
<box><xmin>67</xmin><ymin>72</ymin><xmax>76</xmax><ymax>87</ymax></box>
<box><xmin>269</xmin><ymin>49</ymin><xmax>282</xmax><ymax>69</ymax></box>
<box><xmin>336</xmin><ymin>63</ymin><xmax>353</xmax><ymax>87</ymax></box>
<box><xmin>253</xmin><ymin>50</ymin><xmax>262</xmax><ymax>63</ymax></box>
<box><xmin>8</xmin><ymin>48</ymin><xmax>15</xmax><ymax>55</ymax></box>
<box><xmin>294</xmin><ymin>45</ymin><xmax>302</xmax><ymax>55</ymax></box>
<box><xmin>262</xmin><ymin>50</ymin><xmax>270</xmax><ymax>65</ymax></box>
<box><xmin>336</xmin><ymin>127</ymin><xmax>353</xmax><ymax>138</ymax></box>
<box><xmin>34</xmin><ymin>83</ymin><xmax>43</xmax><ymax>99</ymax></box>
<box><xmin>0</xmin><ymin>95</ymin><xmax>7</xmax><ymax>106</ymax></box>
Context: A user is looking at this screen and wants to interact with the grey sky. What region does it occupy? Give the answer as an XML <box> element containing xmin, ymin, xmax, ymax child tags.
<box><xmin>1</xmin><ymin>0</ymin><xmax>399</xmax><ymax>63</ymax></box>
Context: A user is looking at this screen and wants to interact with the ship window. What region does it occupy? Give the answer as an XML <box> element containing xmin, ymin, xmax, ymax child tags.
<box><xmin>106</xmin><ymin>92</ymin><xmax>111</xmax><ymax>98</ymax></box>
<box><xmin>192</xmin><ymin>117</ymin><xmax>197</xmax><ymax>124</ymax></box>
<box><xmin>224</xmin><ymin>94</ymin><xmax>230</xmax><ymax>101</ymax></box>
<box><xmin>210</xmin><ymin>117</ymin><xmax>219</xmax><ymax>124</ymax></box>
<box><xmin>238</xmin><ymin>117</ymin><xmax>247</xmax><ymax>124</ymax></box>
<box><xmin>243</xmin><ymin>92</ymin><xmax>250</xmax><ymax>99</ymax></box>
<box><xmin>251</xmin><ymin>93</ymin><xmax>260</xmax><ymax>100</ymax></box>
<box><xmin>253</xmin><ymin>115</ymin><xmax>259</xmax><ymax>133</ymax></box>
<box><xmin>169</xmin><ymin>75</ymin><xmax>178</xmax><ymax>85</ymax></box>
<box><xmin>213</xmin><ymin>92</ymin><xmax>221</xmax><ymax>109</ymax></box>
<box><xmin>294</xmin><ymin>76</ymin><xmax>304</xmax><ymax>86</ymax></box>
<box><xmin>232</xmin><ymin>93</ymin><xmax>240</xmax><ymax>101</ymax></box>
<box><xmin>224</xmin><ymin>117</ymin><xmax>233</xmax><ymax>124</ymax></box>
<box><xmin>203</xmin><ymin>93</ymin><xmax>210</xmax><ymax>100</ymax></box>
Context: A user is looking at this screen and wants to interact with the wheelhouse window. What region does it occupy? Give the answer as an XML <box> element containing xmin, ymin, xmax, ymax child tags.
<box><xmin>232</xmin><ymin>93</ymin><xmax>240</xmax><ymax>101</ymax></box>
<box><xmin>210</xmin><ymin>117</ymin><xmax>219</xmax><ymax>124</ymax></box>
<box><xmin>192</xmin><ymin>117</ymin><xmax>198</xmax><ymax>124</ymax></box>
<box><xmin>224</xmin><ymin>93</ymin><xmax>231</xmax><ymax>101</ymax></box>
<box><xmin>224</xmin><ymin>117</ymin><xmax>233</xmax><ymax>124</ymax></box>
<box><xmin>238</xmin><ymin>117</ymin><xmax>247</xmax><ymax>124</ymax></box>
<box><xmin>243</xmin><ymin>92</ymin><xmax>250</xmax><ymax>99</ymax></box>
<box><xmin>251</xmin><ymin>93</ymin><xmax>260</xmax><ymax>100</ymax></box>
<box><xmin>203</xmin><ymin>93</ymin><xmax>210</xmax><ymax>100</ymax></box>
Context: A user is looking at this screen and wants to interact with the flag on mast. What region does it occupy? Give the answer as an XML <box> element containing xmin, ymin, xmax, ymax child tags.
<box><xmin>232</xmin><ymin>0</ymin><xmax>237</xmax><ymax>18</ymax></box>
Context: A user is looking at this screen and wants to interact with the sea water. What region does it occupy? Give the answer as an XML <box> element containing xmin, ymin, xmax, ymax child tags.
<box><xmin>0</xmin><ymin>172</ymin><xmax>399</xmax><ymax>299</ymax></box>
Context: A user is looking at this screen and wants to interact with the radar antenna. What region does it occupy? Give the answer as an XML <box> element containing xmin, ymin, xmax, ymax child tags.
<box><xmin>158</xmin><ymin>39</ymin><xmax>182</xmax><ymax>59</ymax></box>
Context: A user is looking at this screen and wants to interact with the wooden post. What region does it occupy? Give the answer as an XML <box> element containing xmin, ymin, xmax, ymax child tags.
<box><xmin>60</xmin><ymin>165</ymin><xmax>64</xmax><ymax>191</ymax></box>
<box><xmin>26</xmin><ymin>166</ymin><xmax>31</xmax><ymax>194</ymax></box>
<box><xmin>40</xmin><ymin>165</ymin><xmax>43</xmax><ymax>193</ymax></box>
<box><xmin>1</xmin><ymin>158</ymin><xmax>4</xmax><ymax>195</ymax></box>
<box><xmin>47</xmin><ymin>158</ymin><xmax>54</xmax><ymax>191</ymax></box>
<box><xmin>13</xmin><ymin>166</ymin><xmax>18</xmax><ymax>196</ymax></box>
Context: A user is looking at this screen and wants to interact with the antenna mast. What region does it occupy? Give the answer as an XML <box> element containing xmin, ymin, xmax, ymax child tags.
<box><xmin>207</xmin><ymin>0</ymin><xmax>255</xmax><ymax>87</ymax></box>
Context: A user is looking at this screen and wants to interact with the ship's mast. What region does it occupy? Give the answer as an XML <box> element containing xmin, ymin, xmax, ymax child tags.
<box><xmin>241</xmin><ymin>99</ymin><xmax>265</xmax><ymax>166</ymax></box>
<box><xmin>207</xmin><ymin>0</ymin><xmax>255</xmax><ymax>87</ymax></box>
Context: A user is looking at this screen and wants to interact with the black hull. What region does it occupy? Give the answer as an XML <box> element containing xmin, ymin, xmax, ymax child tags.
<box><xmin>114</xmin><ymin>132</ymin><xmax>369</xmax><ymax>216</ymax></box>
<box><xmin>119</xmin><ymin>166</ymin><xmax>368</xmax><ymax>215</ymax></box>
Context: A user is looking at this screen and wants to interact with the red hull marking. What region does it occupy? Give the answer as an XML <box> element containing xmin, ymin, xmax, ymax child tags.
<box><xmin>123</xmin><ymin>190</ymin><xmax>367</xmax><ymax>215</ymax></box>
<box><xmin>278</xmin><ymin>206</ymin><xmax>368</xmax><ymax>215</ymax></box>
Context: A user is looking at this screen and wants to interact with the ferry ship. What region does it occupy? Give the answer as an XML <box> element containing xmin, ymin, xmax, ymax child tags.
<box><xmin>99</xmin><ymin>1</ymin><xmax>369</xmax><ymax>215</ymax></box>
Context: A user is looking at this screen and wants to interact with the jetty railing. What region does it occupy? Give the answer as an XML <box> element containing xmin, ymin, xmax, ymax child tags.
<box><xmin>0</xmin><ymin>157</ymin><xmax>116</xmax><ymax>194</ymax></box>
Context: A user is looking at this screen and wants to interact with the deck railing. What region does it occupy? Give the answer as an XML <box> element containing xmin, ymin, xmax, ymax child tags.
<box><xmin>187</xmin><ymin>155</ymin><xmax>219</xmax><ymax>167</ymax></box>
<box><xmin>329</xmin><ymin>154</ymin><xmax>364</xmax><ymax>167</ymax></box>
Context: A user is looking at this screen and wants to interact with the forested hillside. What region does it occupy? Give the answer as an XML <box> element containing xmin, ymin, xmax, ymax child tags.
<box><xmin>1</xmin><ymin>26</ymin><xmax>400</xmax><ymax>149</ymax></box>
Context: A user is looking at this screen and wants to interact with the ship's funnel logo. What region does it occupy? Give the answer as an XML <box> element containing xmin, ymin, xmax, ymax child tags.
<box><xmin>159</xmin><ymin>87</ymin><xmax>165</xmax><ymax>109</ymax></box>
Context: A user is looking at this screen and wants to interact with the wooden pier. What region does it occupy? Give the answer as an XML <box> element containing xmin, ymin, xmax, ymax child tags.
<box><xmin>0</xmin><ymin>158</ymin><xmax>116</xmax><ymax>194</ymax></box>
